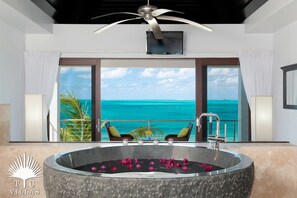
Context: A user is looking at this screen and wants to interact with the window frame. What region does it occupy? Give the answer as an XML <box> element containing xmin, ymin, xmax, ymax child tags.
<box><xmin>57</xmin><ymin>57</ymin><xmax>249</xmax><ymax>142</ymax></box>
<box><xmin>59</xmin><ymin>58</ymin><xmax>101</xmax><ymax>141</ymax></box>
<box><xmin>195</xmin><ymin>58</ymin><xmax>250</xmax><ymax>142</ymax></box>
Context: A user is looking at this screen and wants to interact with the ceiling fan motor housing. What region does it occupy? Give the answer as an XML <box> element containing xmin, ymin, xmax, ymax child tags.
<box><xmin>138</xmin><ymin>5</ymin><xmax>158</xmax><ymax>20</ymax></box>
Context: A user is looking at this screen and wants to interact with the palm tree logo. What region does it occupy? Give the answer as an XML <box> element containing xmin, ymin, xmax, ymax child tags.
<box><xmin>8</xmin><ymin>153</ymin><xmax>42</xmax><ymax>188</ymax></box>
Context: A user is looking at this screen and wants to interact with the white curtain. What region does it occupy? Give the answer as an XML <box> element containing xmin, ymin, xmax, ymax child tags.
<box><xmin>24</xmin><ymin>51</ymin><xmax>60</xmax><ymax>113</ymax></box>
<box><xmin>239</xmin><ymin>51</ymin><xmax>273</xmax><ymax>106</ymax></box>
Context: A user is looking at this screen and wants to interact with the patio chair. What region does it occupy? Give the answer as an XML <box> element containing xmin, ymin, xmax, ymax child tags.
<box><xmin>105</xmin><ymin>122</ymin><xmax>134</xmax><ymax>141</ymax></box>
<box><xmin>164</xmin><ymin>122</ymin><xmax>193</xmax><ymax>141</ymax></box>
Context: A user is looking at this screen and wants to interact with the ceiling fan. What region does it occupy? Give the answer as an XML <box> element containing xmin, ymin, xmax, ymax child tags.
<box><xmin>92</xmin><ymin>0</ymin><xmax>213</xmax><ymax>39</ymax></box>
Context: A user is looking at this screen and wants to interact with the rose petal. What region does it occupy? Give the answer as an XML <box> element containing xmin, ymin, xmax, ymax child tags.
<box><xmin>204</xmin><ymin>165</ymin><xmax>213</xmax><ymax>172</ymax></box>
<box><xmin>136</xmin><ymin>164</ymin><xmax>141</xmax><ymax>169</ymax></box>
<box><xmin>111</xmin><ymin>167</ymin><xmax>117</xmax><ymax>172</ymax></box>
<box><xmin>127</xmin><ymin>164</ymin><xmax>133</xmax><ymax>170</ymax></box>
<box><xmin>182</xmin><ymin>166</ymin><xmax>188</xmax><ymax>171</ymax></box>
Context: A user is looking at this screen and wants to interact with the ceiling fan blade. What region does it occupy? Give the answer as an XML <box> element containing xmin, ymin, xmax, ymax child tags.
<box><xmin>157</xmin><ymin>15</ymin><xmax>213</xmax><ymax>32</ymax></box>
<box><xmin>94</xmin><ymin>17</ymin><xmax>141</xmax><ymax>34</ymax></box>
<box><xmin>145</xmin><ymin>18</ymin><xmax>163</xmax><ymax>40</ymax></box>
<box><xmin>152</xmin><ymin>9</ymin><xmax>183</xmax><ymax>17</ymax></box>
<box><xmin>92</xmin><ymin>12</ymin><xmax>140</xmax><ymax>20</ymax></box>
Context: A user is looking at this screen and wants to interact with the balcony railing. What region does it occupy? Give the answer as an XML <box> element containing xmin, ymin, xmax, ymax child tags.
<box><xmin>60</xmin><ymin>118</ymin><xmax>239</xmax><ymax>142</ymax></box>
<box><xmin>60</xmin><ymin>119</ymin><xmax>92</xmax><ymax>141</ymax></box>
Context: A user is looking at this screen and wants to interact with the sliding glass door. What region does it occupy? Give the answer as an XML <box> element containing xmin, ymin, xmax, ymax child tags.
<box><xmin>59</xmin><ymin>66</ymin><xmax>93</xmax><ymax>141</ymax></box>
<box><xmin>51</xmin><ymin>58</ymin><xmax>249</xmax><ymax>142</ymax></box>
<box><xmin>195</xmin><ymin>58</ymin><xmax>249</xmax><ymax>142</ymax></box>
<box><xmin>100</xmin><ymin>67</ymin><xmax>196</xmax><ymax>141</ymax></box>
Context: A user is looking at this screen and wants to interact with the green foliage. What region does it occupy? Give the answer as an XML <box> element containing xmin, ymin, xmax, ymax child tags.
<box><xmin>128</xmin><ymin>125</ymin><xmax>164</xmax><ymax>141</ymax></box>
<box><xmin>60</xmin><ymin>92</ymin><xmax>91</xmax><ymax>141</ymax></box>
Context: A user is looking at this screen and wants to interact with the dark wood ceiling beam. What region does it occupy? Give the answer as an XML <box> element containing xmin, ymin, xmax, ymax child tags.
<box><xmin>31</xmin><ymin>0</ymin><xmax>268</xmax><ymax>24</ymax></box>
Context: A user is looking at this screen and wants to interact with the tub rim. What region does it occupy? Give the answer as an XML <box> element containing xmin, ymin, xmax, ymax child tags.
<box><xmin>44</xmin><ymin>143</ymin><xmax>253</xmax><ymax>179</ymax></box>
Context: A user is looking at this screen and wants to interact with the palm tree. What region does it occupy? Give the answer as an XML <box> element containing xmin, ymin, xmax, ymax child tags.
<box><xmin>60</xmin><ymin>92</ymin><xmax>91</xmax><ymax>141</ymax></box>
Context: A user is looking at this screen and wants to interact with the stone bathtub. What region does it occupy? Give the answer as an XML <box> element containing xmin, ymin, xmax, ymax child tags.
<box><xmin>43</xmin><ymin>144</ymin><xmax>254</xmax><ymax>198</ymax></box>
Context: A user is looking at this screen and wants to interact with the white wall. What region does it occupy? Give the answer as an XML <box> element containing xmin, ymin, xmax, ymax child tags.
<box><xmin>1</xmin><ymin>0</ymin><xmax>276</xmax><ymax>141</ymax></box>
<box><xmin>273</xmin><ymin>20</ymin><xmax>297</xmax><ymax>145</ymax></box>
<box><xmin>26</xmin><ymin>24</ymin><xmax>273</xmax><ymax>58</ymax></box>
<box><xmin>0</xmin><ymin>21</ymin><xmax>25</xmax><ymax>140</ymax></box>
<box><xmin>4</xmin><ymin>0</ymin><xmax>297</xmax><ymax>144</ymax></box>
<box><xmin>24</xmin><ymin>23</ymin><xmax>273</xmax><ymax>142</ymax></box>
<box><xmin>0</xmin><ymin>0</ymin><xmax>52</xmax><ymax>141</ymax></box>
<box><xmin>0</xmin><ymin>0</ymin><xmax>53</xmax><ymax>33</ymax></box>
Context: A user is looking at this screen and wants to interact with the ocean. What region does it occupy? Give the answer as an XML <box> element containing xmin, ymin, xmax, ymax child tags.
<box><xmin>61</xmin><ymin>100</ymin><xmax>238</xmax><ymax>142</ymax></box>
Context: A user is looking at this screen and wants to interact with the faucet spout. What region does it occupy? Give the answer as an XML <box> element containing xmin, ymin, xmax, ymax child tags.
<box><xmin>196</xmin><ymin>113</ymin><xmax>220</xmax><ymax>137</ymax></box>
<box><xmin>196</xmin><ymin>113</ymin><xmax>224</xmax><ymax>150</ymax></box>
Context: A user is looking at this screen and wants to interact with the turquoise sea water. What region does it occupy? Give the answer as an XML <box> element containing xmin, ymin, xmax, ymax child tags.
<box><xmin>61</xmin><ymin>100</ymin><xmax>238</xmax><ymax>141</ymax></box>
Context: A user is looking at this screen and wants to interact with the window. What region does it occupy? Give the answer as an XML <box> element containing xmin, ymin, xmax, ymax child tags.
<box><xmin>195</xmin><ymin>58</ymin><xmax>249</xmax><ymax>142</ymax></box>
<box><xmin>51</xmin><ymin>58</ymin><xmax>249</xmax><ymax>142</ymax></box>
<box><xmin>207</xmin><ymin>66</ymin><xmax>239</xmax><ymax>141</ymax></box>
<box><xmin>100</xmin><ymin>67</ymin><xmax>196</xmax><ymax>141</ymax></box>
<box><xmin>51</xmin><ymin>58</ymin><xmax>100</xmax><ymax>142</ymax></box>
<box><xmin>59</xmin><ymin>66</ymin><xmax>92</xmax><ymax>141</ymax></box>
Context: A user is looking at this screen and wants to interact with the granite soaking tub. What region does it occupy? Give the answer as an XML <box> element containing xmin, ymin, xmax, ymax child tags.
<box><xmin>43</xmin><ymin>144</ymin><xmax>254</xmax><ymax>198</ymax></box>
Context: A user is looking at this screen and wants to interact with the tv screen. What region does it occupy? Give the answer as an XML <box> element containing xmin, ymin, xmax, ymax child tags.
<box><xmin>146</xmin><ymin>31</ymin><xmax>183</xmax><ymax>55</ymax></box>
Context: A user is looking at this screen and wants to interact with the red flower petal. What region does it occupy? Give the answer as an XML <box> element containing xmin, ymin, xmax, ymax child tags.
<box><xmin>182</xmin><ymin>166</ymin><xmax>188</xmax><ymax>171</ymax></box>
<box><xmin>111</xmin><ymin>167</ymin><xmax>117</xmax><ymax>172</ymax></box>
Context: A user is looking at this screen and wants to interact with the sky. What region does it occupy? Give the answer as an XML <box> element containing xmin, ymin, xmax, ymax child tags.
<box><xmin>60</xmin><ymin>67</ymin><xmax>239</xmax><ymax>100</ymax></box>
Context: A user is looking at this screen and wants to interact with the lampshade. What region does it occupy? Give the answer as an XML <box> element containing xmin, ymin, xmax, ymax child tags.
<box><xmin>25</xmin><ymin>94</ymin><xmax>47</xmax><ymax>141</ymax></box>
<box><xmin>250</xmin><ymin>96</ymin><xmax>273</xmax><ymax>141</ymax></box>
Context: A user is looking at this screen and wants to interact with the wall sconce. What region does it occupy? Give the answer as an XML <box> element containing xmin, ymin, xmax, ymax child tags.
<box><xmin>250</xmin><ymin>96</ymin><xmax>273</xmax><ymax>141</ymax></box>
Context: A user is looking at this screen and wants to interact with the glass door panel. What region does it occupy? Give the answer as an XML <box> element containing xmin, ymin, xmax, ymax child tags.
<box><xmin>207</xmin><ymin>66</ymin><xmax>240</xmax><ymax>142</ymax></box>
<box><xmin>59</xmin><ymin>66</ymin><xmax>92</xmax><ymax>141</ymax></box>
<box><xmin>100</xmin><ymin>67</ymin><xmax>196</xmax><ymax>141</ymax></box>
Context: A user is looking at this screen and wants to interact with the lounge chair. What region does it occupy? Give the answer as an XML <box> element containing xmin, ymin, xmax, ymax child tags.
<box><xmin>105</xmin><ymin>122</ymin><xmax>134</xmax><ymax>141</ymax></box>
<box><xmin>164</xmin><ymin>122</ymin><xmax>193</xmax><ymax>141</ymax></box>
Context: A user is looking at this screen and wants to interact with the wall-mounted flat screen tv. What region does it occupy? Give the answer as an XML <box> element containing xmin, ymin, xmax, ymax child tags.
<box><xmin>146</xmin><ymin>31</ymin><xmax>183</xmax><ymax>55</ymax></box>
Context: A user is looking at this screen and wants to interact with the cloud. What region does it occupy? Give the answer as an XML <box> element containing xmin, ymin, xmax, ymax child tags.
<box><xmin>77</xmin><ymin>74</ymin><xmax>91</xmax><ymax>79</ymax></box>
<box><xmin>60</xmin><ymin>67</ymin><xmax>91</xmax><ymax>78</ymax></box>
<box><xmin>208</xmin><ymin>68</ymin><xmax>237</xmax><ymax>77</ymax></box>
<box><xmin>156</xmin><ymin>68</ymin><xmax>195</xmax><ymax>79</ymax></box>
<box><xmin>72</xmin><ymin>68</ymin><xmax>91</xmax><ymax>72</ymax></box>
<box><xmin>177</xmin><ymin>68</ymin><xmax>195</xmax><ymax>79</ymax></box>
<box><xmin>157</xmin><ymin>78</ymin><xmax>174</xmax><ymax>86</ymax></box>
<box><xmin>208</xmin><ymin>68</ymin><xmax>238</xmax><ymax>87</ymax></box>
<box><xmin>101</xmin><ymin>68</ymin><xmax>196</xmax><ymax>100</ymax></box>
<box><xmin>156</xmin><ymin>70</ymin><xmax>177</xmax><ymax>78</ymax></box>
<box><xmin>101</xmin><ymin>81</ymin><xmax>109</xmax><ymax>88</ymax></box>
<box><xmin>210</xmin><ymin>76</ymin><xmax>238</xmax><ymax>86</ymax></box>
<box><xmin>140</xmin><ymin>68</ymin><xmax>156</xmax><ymax>77</ymax></box>
<box><xmin>60</xmin><ymin>67</ymin><xmax>70</xmax><ymax>74</ymax></box>
<box><xmin>139</xmin><ymin>68</ymin><xmax>195</xmax><ymax>79</ymax></box>
<box><xmin>101</xmin><ymin>68</ymin><xmax>128</xmax><ymax>79</ymax></box>
<box><xmin>225</xmin><ymin>77</ymin><xmax>238</xmax><ymax>84</ymax></box>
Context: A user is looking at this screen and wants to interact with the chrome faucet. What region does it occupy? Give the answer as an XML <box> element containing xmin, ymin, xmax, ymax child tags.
<box><xmin>196</xmin><ymin>113</ymin><xmax>220</xmax><ymax>137</ymax></box>
<box><xmin>196</xmin><ymin>113</ymin><xmax>225</xmax><ymax>150</ymax></box>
